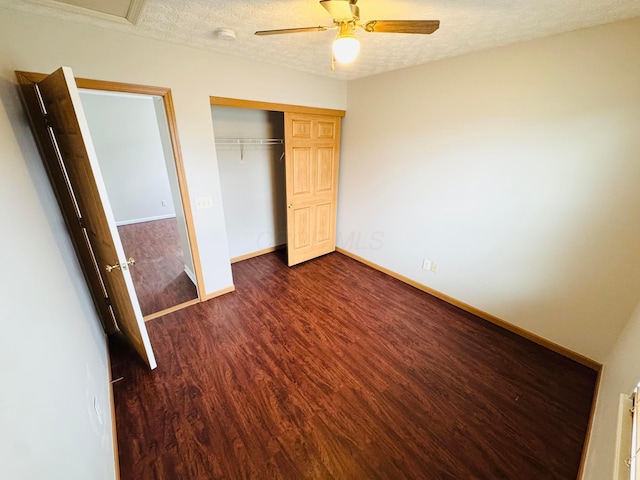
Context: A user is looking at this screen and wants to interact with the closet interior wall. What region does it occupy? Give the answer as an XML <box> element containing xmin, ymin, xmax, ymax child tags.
<box><xmin>212</xmin><ymin>107</ymin><xmax>286</xmax><ymax>261</ymax></box>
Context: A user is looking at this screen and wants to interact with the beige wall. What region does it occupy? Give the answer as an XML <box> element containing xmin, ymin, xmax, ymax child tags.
<box><xmin>0</xmin><ymin>7</ymin><xmax>346</xmax><ymax>479</ymax></box>
<box><xmin>80</xmin><ymin>92</ymin><xmax>177</xmax><ymax>224</ymax></box>
<box><xmin>339</xmin><ymin>17</ymin><xmax>640</xmax><ymax>478</ymax></box>
<box><xmin>585</xmin><ymin>300</ymin><xmax>640</xmax><ymax>478</ymax></box>
<box><xmin>339</xmin><ymin>17</ymin><xmax>640</xmax><ymax>364</ymax></box>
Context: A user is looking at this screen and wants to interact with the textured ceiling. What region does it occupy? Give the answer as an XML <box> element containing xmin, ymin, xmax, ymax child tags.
<box><xmin>2</xmin><ymin>0</ymin><xmax>640</xmax><ymax>80</ymax></box>
<box><xmin>53</xmin><ymin>0</ymin><xmax>132</xmax><ymax>18</ymax></box>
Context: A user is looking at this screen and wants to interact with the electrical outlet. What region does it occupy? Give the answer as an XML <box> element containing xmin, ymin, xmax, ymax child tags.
<box><xmin>422</xmin><ymin>259</ymin><xmax>438</xmax><ymax>273</ymax></box>
<box><xmin>161</xmin><ymin>200</ymin><xmax>168</xmax><ymax>207</ymax></box>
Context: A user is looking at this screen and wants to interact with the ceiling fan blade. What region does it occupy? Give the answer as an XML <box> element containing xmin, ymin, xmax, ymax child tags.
<box><xmin>320</xmin><ymin>0</ymin><xmax>356</xmax><ymax>22</ymax></box>
<box><xmin>363</xmin><ymin>20</ymin><xmax>440</xmax><ymax>34</ymax></box>
<box><xmin>255</xmin><ymin>26</ymin><xmax>332</xmax><ymax>36</ymax></box>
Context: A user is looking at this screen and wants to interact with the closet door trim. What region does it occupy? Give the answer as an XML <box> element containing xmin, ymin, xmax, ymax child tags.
<box><xmin>209</xmin><ymin>96</ymin><xmax>345</xmax><ymax>117</ymax></box>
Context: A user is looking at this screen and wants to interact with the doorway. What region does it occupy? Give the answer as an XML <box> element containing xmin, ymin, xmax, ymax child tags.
<box><xmin>79</xmin><ymin>90</ymin><xmax>199</xmax><ymax>318</ymax></box>
<box><xmin>17</xmin><ymin>69</ymin><xmax>205</xmax><ymax>340</ymax></box>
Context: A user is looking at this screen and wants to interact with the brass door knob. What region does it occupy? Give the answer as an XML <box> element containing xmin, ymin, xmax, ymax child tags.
<box><xmin>106</xmin><ymin>257</ymin><xmax>135</xmax><ymax>273</ymax></box>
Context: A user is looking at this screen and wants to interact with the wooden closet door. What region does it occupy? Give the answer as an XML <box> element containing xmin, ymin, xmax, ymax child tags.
<box><xmin>284</xmin><ymin>113</ymin><xmax>341</xmax><ymax>266</ymax></box>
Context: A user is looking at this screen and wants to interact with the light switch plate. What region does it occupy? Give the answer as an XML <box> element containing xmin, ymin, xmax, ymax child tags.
<box><xmin>195</xmin><ymin>196</ymin><xmax>213</xmax><ymax>210</ymax></box>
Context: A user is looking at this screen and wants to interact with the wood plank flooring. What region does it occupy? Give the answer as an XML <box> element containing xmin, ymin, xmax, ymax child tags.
<box><xmin>118</xmin><ymin>218</ymin><xmax>198</xmax><ymax>316</ymax></box>
<box><xmin>110</xmin><ymin>251</ymin><xmax>597</xmax><ymax>480</ymax></box>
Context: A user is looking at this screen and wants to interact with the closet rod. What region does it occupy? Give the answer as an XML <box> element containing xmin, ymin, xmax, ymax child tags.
<box><xmin>215</xmin><ymin>138</ymin><xmax>284</xmax><ymax>145</ymax></box>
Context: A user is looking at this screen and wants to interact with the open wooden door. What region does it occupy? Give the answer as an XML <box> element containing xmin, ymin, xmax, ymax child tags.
<box><xmin>17</xmin><ymin>67</ymin><xmax>157</xmax><ymax>369</ymax></box>
<box><xmin>284</xmin><ymin>112</ymin><xmax>341</xmax><ymax>266</ymax></box>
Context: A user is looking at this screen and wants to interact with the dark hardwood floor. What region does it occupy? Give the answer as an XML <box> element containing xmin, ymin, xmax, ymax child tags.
<box><xmin>110</xmin><ymin>251</ymin><xmax>597</xmax><ymax>480</ymax></box>
<box><xmin>118</xmin><ymin>218</ymin><xmax>198</xmax><ymax>316</ymax></box>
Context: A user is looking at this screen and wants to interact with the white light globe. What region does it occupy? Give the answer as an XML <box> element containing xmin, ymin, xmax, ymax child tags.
<box><xmin>333</xmin><ymin>36</ymin><xmax>360</xmax><ymax>64</ymax></box>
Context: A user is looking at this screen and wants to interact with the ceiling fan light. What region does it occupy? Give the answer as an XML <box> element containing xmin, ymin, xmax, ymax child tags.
<box><xmin>333</xmin><ymin>36</ymin><xmax>360</xmax><ymax>64</ymax></box>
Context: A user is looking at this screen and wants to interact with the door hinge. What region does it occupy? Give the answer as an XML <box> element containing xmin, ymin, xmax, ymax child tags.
<box><xmin>78</xmin><ymin>216</ymin><xmax>86</xmax><ymax>228</ymax></box>
<box><xmin>105</xmin><ymin>297</ymin><xmax>112</xmax><ymax>308</ymax></box>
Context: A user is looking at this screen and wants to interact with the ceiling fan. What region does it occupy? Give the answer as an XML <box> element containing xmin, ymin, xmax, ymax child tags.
<box><xmin>255</xmin><ymin>0</ymin><xmax>440</xmax><ymax>66</ymax></box>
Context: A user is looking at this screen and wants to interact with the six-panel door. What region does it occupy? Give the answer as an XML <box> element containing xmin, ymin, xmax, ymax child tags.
<box><xmin>285</xmin><ymin>113</ymin><xmax>341</xmax><ymax>266</ymax></box>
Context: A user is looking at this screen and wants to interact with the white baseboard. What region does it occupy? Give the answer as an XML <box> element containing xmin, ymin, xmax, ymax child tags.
<box><xmin>116</xmin><ymin>214</ymin><xmax>176</xmax><ymax>226</ymax></box>
<box><xmin>184</xmin><ymin>265</ymin><xmax>197</xmax><ymax>286</ymax></box>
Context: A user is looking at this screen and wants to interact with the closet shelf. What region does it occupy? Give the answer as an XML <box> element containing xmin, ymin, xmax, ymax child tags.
<box><xmin>215</xmin><ymin>138</ymin><xmax>284</xmax><ymax>145</ymax></box>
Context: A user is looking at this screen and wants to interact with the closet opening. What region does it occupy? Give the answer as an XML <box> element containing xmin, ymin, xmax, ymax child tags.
<box><xmin>211</xmin><ymin>106</ymin><xmax>287</xmax><ymax>264</ymax></box>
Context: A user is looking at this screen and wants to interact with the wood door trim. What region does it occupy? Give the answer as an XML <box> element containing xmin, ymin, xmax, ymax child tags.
<box><xmin>17</xmin><ymin>71</ymin><xmax>206</xmax><ymax>304</ymax></box>
<box><xmin>159</xmin><ymin>90</ymin><xmax>206</xmax><ymax>300</ymax></box>
<box><xmin>210</xmin><ymin>96</ymin><xmax>346</xmax><ymax>117</ymax></box>
<box><xmin>143</xmin><ymin>298</ymin><xmax>200</xmax><ymax>322</ymax></box>
<box><xmin>17</xmin><ymin>72</ymin><xmax>170</xmax><ymax>97</ymax></box>
<box><xmin>336</xmin><ymin>247</ymin><xmax>603</xmax><ymax>372</ymax></box>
